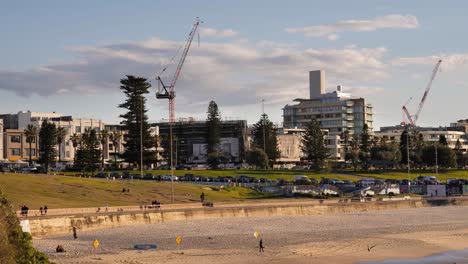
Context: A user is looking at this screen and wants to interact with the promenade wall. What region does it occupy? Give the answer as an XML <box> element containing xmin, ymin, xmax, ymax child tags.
<box><xmin>24</xmin><ymin>198</ymin><xmax>468</xmax><ymax>238</ymax></box>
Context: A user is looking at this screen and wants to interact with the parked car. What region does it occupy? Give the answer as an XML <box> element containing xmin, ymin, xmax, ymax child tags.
<box><xmin>162</xmin><ymin>174</ymin><xmax>179</xmax><ymax>181</ymax></box>
<box><xmin>21</xmin><ymin>167</ymin><xmax>38</xmax><ymax>174</ymax></box>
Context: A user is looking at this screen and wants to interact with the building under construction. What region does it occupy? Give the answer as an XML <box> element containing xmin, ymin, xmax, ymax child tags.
<box><xmin>152</xmin><ymin>119</ymin><xmax>248</xmax><ymax>165</ymax></box>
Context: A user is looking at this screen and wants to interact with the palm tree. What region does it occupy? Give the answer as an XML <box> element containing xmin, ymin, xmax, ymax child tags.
<box><xmin>24</xmin><ymin>124</ymin><xmax>38</xmax><ymax>166</ymax></box>
<box><xmin>100</xmin><ymin>129</ymin><xmax>109</xmax><ymax>169</ymax></box>
<box><xmin>56</xmin><ymin>127</ymin><xmax>68</xmax><ymax>163</ymax></box>
<box><xmin>111</xmin><ymin>131</ymin><xmax>122</xmax><ymax>169</ymax></box>
<box><xmin>153</xmin><ymin>134</ymin><xmax>161</xmax><ymax>168</ymax></box>
<box><xmin>70</xmin><ymin>133</ymin><xmax>81</xmax><ymax>164</ymax></box>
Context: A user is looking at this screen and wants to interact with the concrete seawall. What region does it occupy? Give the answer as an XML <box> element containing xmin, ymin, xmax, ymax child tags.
<box><xmin>27</xmin><ymin>198</ymin><xmax>468</xmax><ymax>238</ymax></box>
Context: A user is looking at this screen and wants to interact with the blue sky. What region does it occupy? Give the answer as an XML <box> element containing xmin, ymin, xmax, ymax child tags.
<box><xmin>1</xmin><ymin>0</ymin><xmax>467</xmax><ymax>129</ymax></box>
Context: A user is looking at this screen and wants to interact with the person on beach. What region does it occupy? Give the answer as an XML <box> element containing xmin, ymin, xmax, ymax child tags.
<box><xmin>72</xmin><ymin>226</ymin><xmax>78</xmax><ymax>239</ymax></box>
<box><xmin>259</xmin><ymin>239</ymin><xmax>265</xmax><ymax>253</ymax></box>
<box><xmin>44</xmin><ymin>205</ymin><xmax>48</xmax><ymax>215</ymax></box>
<box><xmin>200</xmin><ymin>192</ymin><xmax>205</xmax><ymax>203</ymax></box>
<box><xmin>40</xmin><ymin>207</ymin><xmax>43</xmax><ymax>215</ymax></box>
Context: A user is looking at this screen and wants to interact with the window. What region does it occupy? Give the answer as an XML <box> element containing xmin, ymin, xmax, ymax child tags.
<box><xmin>10</xmin><ymin>135</ymin><xmax>21</xmax><ymax>143</ymax></box>
<box><xmin>66</xmin><ymin>151</ymin><xmax>70</xmax><ymax>158</ymax></box>
<box><xmin>26</xmin><ymin>148</ymin><xmax>36</xmax><ymax>156</ymax></box>
<box><xmin>11</xmin><ymin>148</ymin><xmax>20</xmax><ymax>156</ymax></box>
<box><xmin>76</xmin><ymin>126</ymin><xmax>81</xmax><ymax>133</ymax></box>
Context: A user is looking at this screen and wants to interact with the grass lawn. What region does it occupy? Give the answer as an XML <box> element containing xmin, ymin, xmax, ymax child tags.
<box><xmin>355</xmin><ymin>170</ymin><xmax>468</xmax><ymax>182</ymax></box>
<box><xmin>0</xmin><ymin>173</ymin><xmax>277</xmax><ymax>209</ymax></box>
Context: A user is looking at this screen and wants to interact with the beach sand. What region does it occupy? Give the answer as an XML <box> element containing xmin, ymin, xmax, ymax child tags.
<box><xmin>34</xmin><ymin>205</ymin><xmax>468</xmax><ymax>264</ymax></box>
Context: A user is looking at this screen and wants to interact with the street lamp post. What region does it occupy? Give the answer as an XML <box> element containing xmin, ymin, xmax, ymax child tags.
<box><xmin>170</xmin><ymin>121</ymin><xmax>174</xmax><ymax>203</ymax></box>
<box><xmin>262</xmin><ymin>99</ymin><xmax>266</xmax><ymax>153</ymax></box>
<box><xmin>140</xmin><ymin>96</ymin><xmax>144</xmax><ymax>179</ymax></box>
<box><xmin>406</xmin><ymin>129</ymin><xmax>411</xmax><ymax>194</ymax></box>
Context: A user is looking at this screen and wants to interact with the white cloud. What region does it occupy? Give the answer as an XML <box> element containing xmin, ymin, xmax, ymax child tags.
<box><xmin>391</xmin><ymin>54</ymin><xmax>468</xmax><ymax>71</ymax></box>
<box><xmin>327</xmin><ymin>34</ymin><xmax>339</xmax><ymax>41</ymax></box>
<box><xmin>286</xmin><ymin>14</ymin><xmax>419</xmax><ymax>38</ymax></box>
<box><xmin>0</xmin><ymin>36</ymin><xmax>391</xmax><ymax>119</ymax></box>
<box><xmin>200</xmin><ymin>28</ymin><xmax>238</xmax><ymax>38</ymax></box>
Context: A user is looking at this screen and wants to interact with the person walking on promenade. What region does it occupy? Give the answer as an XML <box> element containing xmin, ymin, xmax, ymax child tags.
<box><xmin>259</xmin><ymin>238</ymin><xmax>265</xmax><ymax>253</ymax></box>
<box><xmin>44</xmin><ymin>205</ymin><xmax>48</xmax><ymax>215</ymax></box>
<box><xmin>40</xmin><ymin>207</ymin><xmax>44</xmax><ymax>216</ymax></box>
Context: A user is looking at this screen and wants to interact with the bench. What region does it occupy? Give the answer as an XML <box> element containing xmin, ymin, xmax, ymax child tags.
<box><xmin>202</xmin><ymin>201</ymin><xmax>214</xmax><ymax>207</ymax></box>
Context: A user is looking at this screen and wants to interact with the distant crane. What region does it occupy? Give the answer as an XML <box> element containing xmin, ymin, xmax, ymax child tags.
<box><xmin>402</xmin><ymin>59</ymin><xmax>442</xmax><ymax>126</ymax></box>
<box><xmin>156</xmin><ymin>17</ymin><xmax>201</xmax><ymax>123</ymax></box>
<box><xmin>155</xmin><ymin>18</ymin><xmax>201</xmax><ymax>203</ymax></box>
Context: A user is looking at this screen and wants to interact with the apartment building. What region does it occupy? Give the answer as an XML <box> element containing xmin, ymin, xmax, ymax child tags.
<box><xmin>276</xmin><ymin>128</ymin><xmax>343</xmax><ymax>164</ymax></box>
<box><xmin>375</xmin><ymin>126</ymin><xmax>468</xmax><ymax>153</ymax></box>
<box><xmin>2</xmin><ymin>129</ymin><xmax>39</xmax><ymax>162</ymax></box>
<box><xmin>104</xmin><ymin>124</ymin><xmax>126</xmax><ymax>164</ymax></box>
<box><xmin>1</xmin><ymin>111</ymin><xmax>105</xmax><ymax>163</ymax></box>
<box><xmin>283</xmin><ymin>70</ymin><xmax>374</xmax><ymax>136</ymax></box>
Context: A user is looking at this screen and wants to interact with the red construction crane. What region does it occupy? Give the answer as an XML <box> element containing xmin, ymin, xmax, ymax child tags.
<box><xmin>156</xmin><ymin>18</ymin><xmax>201</xmax><ymax>123</ymax></box>
<box><xmin>402</xmin><ymin>59</ymin><xmax>442</xmax><ymax>126</ymax></box>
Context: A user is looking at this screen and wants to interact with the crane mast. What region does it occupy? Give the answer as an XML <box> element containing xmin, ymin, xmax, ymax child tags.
<box><xmin>156</xmin><ymin>17</ymin><xmax>201</xmax><ymax>123</ymax></box>
<box><xmin>402</xmin><ymin>59</ymin><xmax>442</xmax><ymax>126</ymax></box>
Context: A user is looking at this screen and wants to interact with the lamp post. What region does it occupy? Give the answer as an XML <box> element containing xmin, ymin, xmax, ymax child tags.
<box><xmin>140</xmin><ymin>96</ymin><xmax>144</xmax><ymax>179</ymax></box>
<box><xmin>406</xmin><ymin>128</ymin><xmax>411</xmax><ymax>194</ymax></box>
<box><xmin>435</xmin><ymin>142</ymin><xmax>438</xmax><ymax>175</ymax></box>
<box><xmin>170</xmin><ymin>121</ymin><xmax>174</xmax><ymax>203</ymax></box>
<box><xmin>262</xmin><ymin>99</ymin><xmax>266</xmax><ymax>153</ymax></box>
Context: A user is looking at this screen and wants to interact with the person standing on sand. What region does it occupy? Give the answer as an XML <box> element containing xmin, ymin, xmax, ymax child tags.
<box><xmin>72</xmin><ymin>226</ymin><xmax>78</xmax><ymax>239</ymax></box>
<box><xmin>200</xmin><ymin>192</ymin><xmax>205</xmax><ymax>203</ymax></box>
<box><xmin>259</xmin><ymin>238</ymin><xmax>265</xmax><ymax>253</ymax></box>
<box><xmin>44</xmin><ymin>205</ymin><xmax>48</xmax><ymax>215</ymax></box>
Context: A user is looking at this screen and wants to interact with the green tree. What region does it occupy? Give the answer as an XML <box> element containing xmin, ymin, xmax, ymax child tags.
<box><xmin>341</xmin><ymin>130</ymin><xmax>350</xmax><ymax>161</ymax></box>
<box><xmin>110</xmin><ymin>131</ymin><xmax>122</xmax><ymax>169</ymax></box>
<box><xmin>118</xmin><ymin>75</ymin><xmax>154</xmax><ymax>168</ymax></box>
<box><xmin>370</xmin><ymin>139</ymin><xmax>401</xmax><ymax>169</ymax></box>
<box><xmin>251</xmin><ymin>114</ymin><xmax>280</xmax><ymax>167</ymax></box>
<box><xmin>0</xmin><ymin>190</ymin><xmax>52</xmax><ymax>264</ymax></box>
<box><xmin>439</xmin><ymin>135</ymin><xmax>448</xmax><ymax>145</ymax></box>
<box><xmin>56</xmin><ymin>126</ymin><xmax>67</xmax><ymax>162</ymax></box>
<box><xmin>400</xmin><ymin>129</ymin><xmax>411</xmax><ymax>165</ymax></box>
<box><xmin>207</xmin><ymin>152</ymin><xmax>221</xmax><ymax>169</ymax></box>
<box><xmin>346</xmin><ymin>135</ymin><xmax>360</xmax><ymax>171</ymax></box>
<box><xmin>245</xmin><ymin>148</ymin><xmax>269</xmax><ymax>169</ymax></box>
<box><xmin>300</xmin><ymin>119</ymin><xmax>329</xmax><ymax>169</ymax></box>
<box><xmin>75</xmin><ymin>129</ymin><xmax>102</xmax><ymax>175</ymax></box>
<box><xmin>206</xmin><ymin>101</ymin><xmax>221</xmax><ymax>169</ymax></box>
<box><xmin>454</xmin><ymin>139</ymin><xmax>464</xmax><ymax>168</ymax></box>
<box><xmin>100</xmin><ymin>129</ymin><xmax>109</xmax><ymax>169</ymax></box>
<box><xmin>359</xmin><ymin>124</ymin><xmax>371</xmax><ymax>170</ymax></box>
<box><xmin>38</xmin><ymin>120</ymin><xmax>57</xmax><ymax>173</ymax></box>
<box><xmin>24</xmin><ymin>124</ymin><xmax>38</xmax><ymax>166</ymax></box>
<box><xmin>70</xmin><ymin>133</ymin><xmax>81</xmax><ymax>165</ymax></box>
<box><xmin>422</xmin><ymin>144</ymin><xmax>456</xmax><ymax>168</ymax></box>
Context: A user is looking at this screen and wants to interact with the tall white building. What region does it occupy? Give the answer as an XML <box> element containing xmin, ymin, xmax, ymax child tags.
<box><xmin>283</xmin><ymin>70</ymin><xmax>374</xmax><ymax>136</ymax></box>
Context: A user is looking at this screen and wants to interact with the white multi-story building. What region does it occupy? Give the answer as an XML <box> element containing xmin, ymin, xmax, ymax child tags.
<box><xmin>9</xmin><ymin>111</ymin><xmax>105</xmax><ymax>163</ymax></box>
<box><xmin>276</xmin><ymin>128</ymin><xmax>344</xmax><ymax>164</ymax></box>
<box><xmin>375</xmin><ymin>126</ymin><xmax>468</xmax><ymax>153</ymax></box>
<box><xmin>283</xmin><ymin>70</ymin><xmax>374</xmax><ymax>136</ymax></box>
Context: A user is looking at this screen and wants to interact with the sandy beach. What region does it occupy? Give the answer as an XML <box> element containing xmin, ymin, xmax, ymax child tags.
<box><xmin>34</xmin><ymin>205</ymin><xmax>468</xmax><ymax>264</ymax></box>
